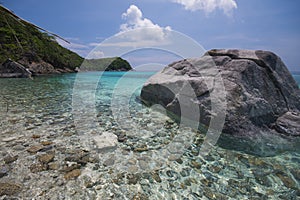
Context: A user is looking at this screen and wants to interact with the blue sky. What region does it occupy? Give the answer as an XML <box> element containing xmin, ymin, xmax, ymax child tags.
<box><xmin>3</xmin><ymin>0</ymin><xmax>300</xmax><ymax>71</ymax></box>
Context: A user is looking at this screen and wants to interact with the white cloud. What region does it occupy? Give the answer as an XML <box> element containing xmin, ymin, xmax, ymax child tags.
<box><xmin>171</xmin><ymin>0</ymin><xmax>237</xmax><ymax>16</ymax></box>
<box><xmin>56</xmin><ymin>38</ymin><xmax>89</xmax><ymax>52</ymax></box>
<box><xmin>57</xmin><ymin>39</ymin><xmax>89</xmax><ymax>50</ymax></box>
<box><xmin>86</xmin><ymin>50</ymin><xmax>105</xmax><ymax>59</ymax></box>
<box><xmin>89</xmin><ymin>42</ymin><xmax>100</xmax><ymax>47</ymax></box>
<box><xmin>118</xmin><ymin>5</ymin><xmax>172</xmax><ymax>45</ymax></box>
<box><xmin>57</xmin><ymin>38</ymin><xmax>104</xmax><ymax>58</ymax></box>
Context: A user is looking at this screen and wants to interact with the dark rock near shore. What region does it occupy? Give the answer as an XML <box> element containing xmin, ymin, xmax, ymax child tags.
<box><xmin>18</xmin><ymin>54</ymin><xmax>76</xmax><ymax>75</ymax></box>
<box><xmin>0</xmin><ymin>59</ymin><xmax>32</xmax><ymax>78</ymax></box>
<box><xmin>141</xmin><ymin>49</ymin><xmax>300</xmax><ymax>139</ymax></box>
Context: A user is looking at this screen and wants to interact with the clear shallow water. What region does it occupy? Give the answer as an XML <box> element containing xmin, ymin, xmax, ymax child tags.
<box><xmin>0</xmin><ymin>72</ymin><xmax>299</xmax><ymax>199</ymax></box>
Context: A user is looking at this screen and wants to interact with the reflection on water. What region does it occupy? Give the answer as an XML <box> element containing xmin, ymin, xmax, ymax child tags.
<box><xmin>0</xmin><ymin>72</ymin><xmax>299</xmax><ymax>199</ymax></box>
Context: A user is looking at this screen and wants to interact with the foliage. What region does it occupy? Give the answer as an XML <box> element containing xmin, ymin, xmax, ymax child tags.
<box><xmin>0</xmin><ymin>6</ymin><xmax>132</xmax><ymax>72</ymax></box>
<box><xmin>0</xmin><ymin>6</ymin><xmax>83</xmax><ymax>70</ymax></box>
<box><xmin>82</xmin><ymin>57</ymin><xmax>132</xmax><ymax>71</ymax></box>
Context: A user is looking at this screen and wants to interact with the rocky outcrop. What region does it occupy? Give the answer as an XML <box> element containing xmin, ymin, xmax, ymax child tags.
<box><xmin>0</xmin><ymin>57</ymin><xmax>76</xmax><ymax>78</ymax></box>
<box><xmin>0</xmin><ymin>59</ymin><xmax>32</xmax><ymax>78</ymax></box>
<box><xmin>141</xmin><ymin>49</ymin><xmax>300</xmax><ymax>137</ymax></box>
<box><xmin>18</xmin><ymin>55</ymin><xmax>75</xmax><ymax>75</ymax></box>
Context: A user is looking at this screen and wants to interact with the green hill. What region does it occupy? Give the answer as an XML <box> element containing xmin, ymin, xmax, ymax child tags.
<box><xmin>81</xmin><ymin>57</ymin><xmax>132</xmax><ymax>71</ymax></box>
<box><xmin>0</xmin><ymin>5</ymin><xmax>83</xmax><ymax>74</ymax></box>
<box><xmin>0</xmin><ymin>5</ymin><xmax>132</xmax><ymax>76</ymax></box>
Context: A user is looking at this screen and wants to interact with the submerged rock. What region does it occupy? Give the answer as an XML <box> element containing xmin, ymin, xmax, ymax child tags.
<box><xmin>38</xmin><ymin>153</ymin><xmax>55</xmax><ymax>164</ymax></box>
<box><xmin>0</xmin><ymin>182</ymin><xmax>22</xmax><ymax>196</ymax></box>
<box><xmin>0</xmin><ymin>166</ymin><xmax>9</xmax><ymax>178</ymax></box>
<box><xmin>64</xmin><ymin>169</ymin><xmax>81</xmax><ymax>180</ymax></box>
<box><xmin>27</xmin><ymin>145</ymin><xmax>44</xmax><ymax>154</ymax></box>
<box><xmin>3</xmin><ymin>155</ymin><xmax>18</xmax><ymax>164</ymax></box>
<box><xmin>141</xmin><ymin>49</ymin><xmax>300</xmax><ymax>138</ymax></box>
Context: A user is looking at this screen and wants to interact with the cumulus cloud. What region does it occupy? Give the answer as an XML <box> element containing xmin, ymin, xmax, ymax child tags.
<box><xmin>171</xmin><ymin>0</ymin><xmax>237</xmax><ymax>16</ymax></box>
<box><xmin>119</xmin><ymin>5</ymin><xmax>171</xmax><ymax>45</ymax></box>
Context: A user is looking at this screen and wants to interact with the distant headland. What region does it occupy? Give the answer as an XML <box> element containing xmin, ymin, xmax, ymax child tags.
<box><xmin>0</xmin><ymin>5</ymin><xmax>132</xmax><ymax>78</ymax></box>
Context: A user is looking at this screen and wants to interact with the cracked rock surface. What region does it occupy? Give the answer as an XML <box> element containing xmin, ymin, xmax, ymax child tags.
<box><xmin>141</xmin><ymin>49</ymin><xmax>300</xmax><ymax>137</ymax></box>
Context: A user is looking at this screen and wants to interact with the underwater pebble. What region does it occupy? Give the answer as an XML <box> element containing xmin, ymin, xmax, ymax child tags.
<box><xmin>64</xmin><ymin>169</ymin><xmax>81</xmax><ymax>180</ymax></box>
<box><xmin>38</xmin><ymin>153</ymin><xmax>55</xmax><ymax>164</ymax></box>
<box><xmin>0</xmin><ymin>166</ymin><xmax>9</xmax><ymax>178</ymax></box>
<box><xmin>27</xmin><ymin>145</ymin><xmax>44</xmax><ymax>154</ymax></box>
<box><xmin>3</xmin><ymin>155</ymin><xmax>18</xmax><ymax>164</ymax></box>
<box><xmin>0</xmin><ymin>182</ymin><xmax>22</xmax><ymax>196</ymax></box>
<box><xmin>275</xmin><ymin>171</ymin><xmax>297</xmax><ymax>189</ymax></box>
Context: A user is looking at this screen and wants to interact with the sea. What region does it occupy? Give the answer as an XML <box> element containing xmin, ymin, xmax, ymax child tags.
<box><xmin>0</xmin><ymin>72</ymin><xmax>299</xmax><ymax>199</ymax></box>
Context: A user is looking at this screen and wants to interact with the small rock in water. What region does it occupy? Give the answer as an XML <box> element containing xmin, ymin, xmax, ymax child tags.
<box><xmin>275</xmin><ymin>171</ymin><xmax>297</xmax><ymax>189</ymax></box>
<box><xmin>62</xmin><ymin>163</ymin><xmax>81</xmax><ymax>172</ymax></box>
<box><xmin>64</xmin><ymin>169</ymin><xmax>81</xmax><ymax>180</ymax></box>
<box><xmin>0</xmin><ymin>166</ymin><xmax>9</xmax><ymax>178</ymax></box>
<box><xmin>134</xmin><ymin>145</ymin><xmax>148</xmax><ymax>152</ymax></box>
<box><xmin>132</xmin><ymin>192</ymin><xmax>149</xmax><ymax>200</ymax></box>
<box><xmin>31</xmin><ymin>134</ymin><xmax>41</xmax><ymax>139</ymax></box>
<box><xmin>203</xmin><ymin>187</ymin><xmax>217</xmax><ymax>199</ymax></box>
<box><xmin>190</xmin><ymin>160</ymin><xmax>202</xmax><ymax>169</ymax></box>
<box><xmin>180</xmin><ymin>168</ymin><xmax>190</xmax><ymax>177</ymax></box>
<box><xmin>291</xmin><ymin>169</ymin><xmax>300</xmax><ymax>181</ymax></box>
<box><xmin>38</xmin><ymin>153</ymin><xmax>55</xmax><ymax>164</ymax></box>
<box><xmin>3</xmin><ymin>155</ymin><xmax>18</xmax><ymax>164</ymax></box>
<box><xmin>93</xmin><ymin>132</ymin><xmax>118</xmax><ymax>151</ymax></box>
<box><xmin>166</xmin><ymin>170</ymin><xmax>179</xmax><ymax>180</ymax></box>
<box><xmin>208</xmin><ymin>165</ymin><xmax>222</xmax><ymax>173</ymax></box>
<box><xmin>2</xmin><ymin>136</ymin><xmax>19</xmax><ymax>142</ymax></box>
<box><xmin>30</xmin><ymin>163</ymin><xmax>47</xmax><ymax>173</ymax></box>
<box><xmin>82</xmin><ymin>176</ymin><xmax>96</xmax><ymax>188</ymax></box>
<box><xmin>27</xmin><ymin>145</ymin><xmax>44</xmax><ymax>154</ymax></box>
<box><xmin>40</xmin><ymin>141</ymin><xmax>53</xmax><ymax>146</ymax></box>
<box><xmin>151</xmin><ymin>171</ymin><xmax>162</xmax><ymax>183</ymax></box>
<box><xmin>0</xmin><ymin>182</ymin><xmax>22</xmax><ymax>196</ymax></box>
<box><xmin>127</xmin><ymin>165</ymin><xmax>139</xmax><ymax>173</ymax></box>
<box><xmin>252</xmin><ymin>169</ymin><xmax>272</xmax><ymax>187</ymax></box>
<box><xmin>127</xmin><ymin>173</ymin><xmax>141</xmax><ymax>185</ymax></box>
<box><xmin>13</xmin><ymin>144</ymin><xmax>25</xmax><ymax>151</ymax></box>
<box><xmin>65</xmin><ymin>151</ymin><xmax>90</xmax><ymax>166</ymax></box>
<box><xmin>48</xmin><ymin>162</ymin><xmax>60</xmax><ymax>170</ymax></box>
<box><xmin>118</xmin><ymin>136</ymin><xmax>127</xmax><ymax>143</ymax></box>
<box><xmin>103</xmin><ymin>157</ymin><xmax>115</xmax><ymax>167</ymax></box>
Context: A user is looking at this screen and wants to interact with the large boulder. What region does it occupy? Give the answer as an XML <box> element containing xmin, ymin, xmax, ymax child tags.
<box><xmin>141</xmin><ymin>49</ymin><xmax>300</xmax><ymax>138</ymax></box>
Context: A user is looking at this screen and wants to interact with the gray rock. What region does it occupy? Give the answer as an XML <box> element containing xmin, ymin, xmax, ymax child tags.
<box><xmin>0</xmin><ymin>59</ymin><xmax>32</xmax><ymax>78</ymax></box>
<box><xmin>141</xmin><ymin>49</ymin><xmax>300</xmax><ymax>137</ymax></box>
<box><xmin>0</xmin><ymin>165</ymin><xmax>9</xmax><ymax>178</ymax></box>
<box><xmin>273</xmin><ymin>111</ymin><xmax>300</xmax><ymax>136</ymax></box>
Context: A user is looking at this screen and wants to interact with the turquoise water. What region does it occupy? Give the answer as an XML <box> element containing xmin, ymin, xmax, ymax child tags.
<box><xmin>0</xmin><ymin>72</ymin><xmax>299</xmax><ymax>199</ymax></box>
<box><xmin>294</xmin><ymin>74</ymin><xmax>300</xmax><ymax>87</ymax></box>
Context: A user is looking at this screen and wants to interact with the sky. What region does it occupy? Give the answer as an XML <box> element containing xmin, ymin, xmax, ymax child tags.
<box><xmin>2</xmin><ymin>0</ymin><xmax>300</xmax><ymax>71</ymax></box>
